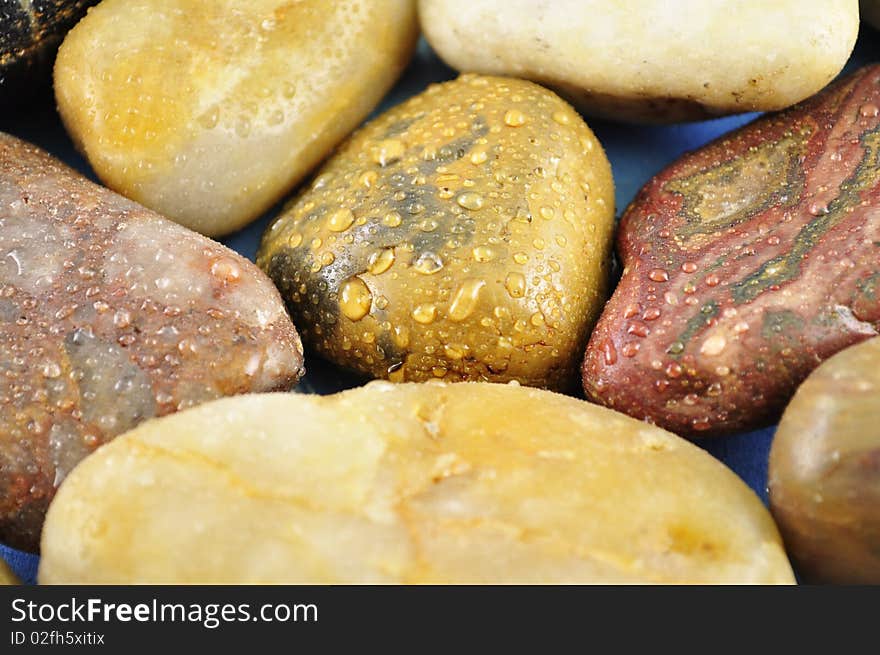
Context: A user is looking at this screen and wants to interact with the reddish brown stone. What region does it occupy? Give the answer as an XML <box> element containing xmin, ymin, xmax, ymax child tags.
<box><xmin>0</xmin><ymin>133</ymin><xmax>304</xmax><ymax>551</ymax></box>
<box><xmin>583</xmin><ymin>65</ymin><xmax>880</xmax><ymax>438</ymax></box>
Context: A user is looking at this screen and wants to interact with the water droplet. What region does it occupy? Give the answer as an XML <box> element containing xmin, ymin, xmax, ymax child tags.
<box><xmin>448</xmin><ymin>279</ymin><xmax>485</xmax><ymax>322</ymax></box>
<box><xmin>666</xmin><ymin>341</ymin><xmax>685</xmax><ymax>355</ymax></box>
<box><xmin>530</xmin><ymin>312</ymin><xmax>545</xmax><ymax>327</ymax></box>
<box><xmin>648</xmin><ymin>268</ymin><xmax>669</xmax><ymax>282</ymax></box>
<box><xmin>809</xmin><ymin>202</ymin><xmax>829</xmax><ymax>216</ymax></box>
<box><xmin>681</xmin><ymin>262</ymin><xmax>697</xmax><ymax>274</ymax></box>
<box><xmin>700</xmin><ymin>334</ymin><xmax>727</xmax><ymax>356</ymax></box>
<box><xmin>472</xmin><ymin>246</ymin><xmax>495</xmax><ymax>263</ymax></box>
<box><xmin>513</xmin><ymin>252</ymin><xmax>529</xmax><ymax>264</ymax></box>
<box><xmin>198</xmin><ymin>107</ymin><xmax>220</xmax><ymax>130</ymax></box>
<box><xmin>392</xmin><ymin>324</ymin><xmax>410</xmax><ymax>348</ymax></box>
<box><xmin>444</xmin><ymin>343</ymin><xmax>467</xmax><ymax>360</ymax></box>
<box><xmin>413</xmin><ymin>252</ymin><xmax>444</xmax><ymax>275</ymax></box>
<box><xmin>235</xmin><ymin>116</ymin><xmax>251</xmax><ymax>138</ymax></box>
<box><xmin>286</xmin><ymin>232</ymin><xmax>303</xmax><ymax>247</ymax></box>
<box><xmin>705</xmin><ymin>274</ymin><xmax>720</xmax><ymax>287</ymax></box>
<box><xmin>861</xmin><ymin>103</ymin><xmax>879</xmax><ymax>117</ymax></box>
<box><xmin>267</xmin><ymin>109</ymin><xmax>284</xmax><ymax>126</ymax></box>
<box><xmin>456</xmin><ymin>192</ymin><xmax>484</xmax><ymax>211</ymax></box>
<box><xmin>470</xmin><ymin>150</ymin><xmax>488</xmax><ymax>165</ymax></box>
<box><xmin>692</xmin><ymin>418</ymin><xmax>712</xmax><ymax>431</ymax></box>
<box><xmin>339</xmin><ymin>276</ymin><xmax>372</xmax><ymax>321</ymax></box>
<box><xmin>328</xmin><ymin>208</ymin><xmax>355</xmax><ymax>232</ymax></box>
<box><xmin>210</xmin><ymin>257</ymin><xmax>241</xmax><ymax>283</ymax></box>
<box><xmin>412</xmin><ymin>303</ymin><xmax>437</xmax><ymax>324</ymax></box>
<box><xmin>368</xmin><ymin>248</ymin><xmax>395</xmax><ymax>275</ymax></box>
<box><xmin>360</xmin><ymin>170</ymin><xmax>378</xmax><ymax>188</ymax></box>
<box><xmin>383</xmin><ymin>211</ymin><xmax>402</xmax><ymax>227</ymax></box>
<box><xmin>627</xmin><ymin>322</ymin><xmax>650</xmax><ymax>338</ymax></box>
<box><xmin>41</xmin><ymin>361</ymin><xmax>62</xmax><ymax>379</ymax></box>
<box><xmin>504</xmin><ymin>109</ymin><xmax>527</xmax><ymax>127</ymax></box>
<box><xmin>552</xmin><ymin>111</ymin><xmax>570</xmax><ymax>125</ymax></box>
<box><xmin>505</xmin><ymin>272</ymin><xmax>526</xmax><ymax>298</ymax></box>
<box><xmin>603</xmin><ymin>340</ymin><xmax>617</xmax><ymax>365</ymax></box>
<box><xmin>665</xmin><ymin>362</ymin><xmax>683</xmax><ymax>378</ymax></box>
<box><xmin>113</xmin><ymin>309</ymin><xmax>132</xmax><ymax>328</ymax></box>
<box><xmin>372</xmin><ymin>139</ymin><xmax>405</xmax><ymax>166</ymax></box>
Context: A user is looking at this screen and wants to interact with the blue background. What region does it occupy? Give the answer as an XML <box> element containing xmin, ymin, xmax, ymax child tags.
<box><xmin>3</xmin><ymin>26</ymin><xmax>879</xmax><ymax>584</ymax></box>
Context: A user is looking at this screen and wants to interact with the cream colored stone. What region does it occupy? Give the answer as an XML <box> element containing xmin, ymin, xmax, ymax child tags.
<box><xmin>40</xmin><ymin>382</ymin><xmax>793</xmax><ymax>584</ymax></box>
<box><xmin>419</xmin><ymin>0</ymin><xmax>858</xmax><ymax>123</ymax></box>
<box><xmin>54</xmin><ymin>0</ymin><xmax>418</xmax><ymax>236</ymax></box>
<box><xmin>0</xmin><ymin>558</ymin><xmax>18</xmax><ymax>585</ymax></box>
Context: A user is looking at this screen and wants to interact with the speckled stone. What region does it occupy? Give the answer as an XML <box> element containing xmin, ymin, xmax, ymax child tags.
<box><xmin>0</xmin><ymin>1</ymin><xmax>97</xmax><ymax>109</ymax></box>
<box><xmin>0</xmin><ymin>132</ymin><xmax>304</xmax><ymax>551</ymax></box>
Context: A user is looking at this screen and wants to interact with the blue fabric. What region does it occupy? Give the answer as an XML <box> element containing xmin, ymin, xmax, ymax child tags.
<box><xmin>3</xmin><ymin>29</ymin><xmax>878</xmax><ymax>585</ymax></box>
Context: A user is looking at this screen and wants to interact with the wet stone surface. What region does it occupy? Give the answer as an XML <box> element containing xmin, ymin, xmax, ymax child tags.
<box><xmin>583</xmin><ymin>66</ymin><xmax>880</xmax><ymax>437</ymax></box>
<box><xmin>259</xmin><ymin>74</ymin><xmax>615</xmax><ymax>391</ymax></box>
<box><xmin>0</xmin><ymin>1</ymin><xmax>98</xmax><ymax>108</ymax></box>
<box><xmin>0</xmin><ymin>132</ymin><xmax>304</xmax><ymax>551</ymax></box>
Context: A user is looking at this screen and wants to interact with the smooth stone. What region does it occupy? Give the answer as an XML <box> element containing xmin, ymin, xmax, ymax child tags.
<box><xmin>582</xmin><ymin>65</ymin><xmax>880</xmax><ymax>438</ymax></box>
<box><xmin>258</xmin><ymin>74</ymin><xmax>615</xmax><ymax>391</ymax></box>
<box><xmin>0</xmin><ymin>557</ymin><xmax>17</xmax><ymax>584</ymax></box>
<box><xmin>419</xmin><ymin>0</ymin><xmax>859</xmax><ymax>123</ymax></box>
<box><xmin>0</xmin><ymin>132</ymin><xmax>304</xmax><ymax>551</ymax></box>
<box><xmin>54</xmin><ymin>0</ymin><xmax>419</xmax><ymax>236</ymax></box>
<box><xmin>770</xmin><ymin>337</ymin><xmax>880</xmax><ymax>584</ymax></box>
<box><xmin>39</xmin><ymin>382</ymin><xmax>794</xmax><ymax>584</ymax></box>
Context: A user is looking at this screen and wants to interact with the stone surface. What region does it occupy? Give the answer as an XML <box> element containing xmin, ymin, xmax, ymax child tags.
<box><xmin>0</xmin><ymin>132</ymin><xmax>304</xmax><ymax>551</ymax></box>
<box><xmin>0</xmin><ymin>556</ymin><xmax>16</xmax><ymax>584</ymax></box>
<box><xmin>0</xmin><ymin>0</ymin><xmax>97</xmax><ymax>109</ymax></box>
<box><xmin>39</xmin><ymin>382</ymin><xmax>793</xmax><ymax>584</ymax></box>
<box><xmin>419</xmin><ymin>0</ymin><xmax>858</xmax><ymax>123</ymax></box>
<box><xmin>259</xmin><ymin>75</ymin><xmax>615</xmax><ymax>391</ymax></box>
<box><xmin>769</xmin><ymin>337</ymin><xmax>880</xmax><ymax>584</ymax></box>
<box><xmin>53</xmin><ymin>0</ymin><xmax>419</xmax><ymax>236</ymax></box>
<box><xmin>582</xmin><ymin>65</ymin><xmax>880</xmax><ymax>437</ymax></box>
